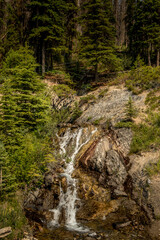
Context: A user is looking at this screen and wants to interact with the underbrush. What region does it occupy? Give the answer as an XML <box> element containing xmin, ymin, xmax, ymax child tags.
<box><xmin>0</xmin><ymin>197</ymin><xmax>28</xmax><ymax>239</ymax></box>
<box><xmin>146</xmin><ymin>159</ymin><xmax>160</xmax><ymax>176</ymax></box>
<box><xmin>52</xmin><ymin>84</ymin><xmax>76</xmax><ymax>98</ymax></box>
<box><xmin>116</xmin><ymin>115</ymin><xmax>160</xmax><ymax>154</ymax></box>
<box><xmin>126</xmin><ymin>66</ymin><xmax>160</xmax><ymax>94</ymax></box>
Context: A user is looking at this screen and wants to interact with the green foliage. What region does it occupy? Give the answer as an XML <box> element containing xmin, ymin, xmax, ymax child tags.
<box><xmin>28</xmin><ymin>0</ymin><xmax>66</xmax><ymax>72</ymax></box>
<box><xmin>79</xmin><ymin>95</ymin><xmax>96</xmax><ymax>105</ymax></box>
<box><xmin>145</xmin><ymin>90</ymin><xmax>160</xmax><ymax>111</ymax></box>
<box><xmin>126</xmin><ymin>66</ymin><xmax>160</xmax><ymax>93</ymax></box>
<box><xmin>53</xmin><ymin>84</ymin><xmax>75</xmax><ymax>98</ymax></box>
<box><xmin>93</xmin><ymin>117</ymin><xmax>103</xmax><ymax>125</ymax></box>
<box><xmin>116</xmin><ymin>111</ymin><xmax>160</xmax><ymax>154</ymax></box>
<box><xmin>0</xmin><ymin>47</ymin><xmax>48</xmax><ymax>135</ymax></box>
<box><xmin>125</xmin><ymin>97</ymin><xmax>137</xmax><ymax>121</ymax></box>
<box><xmin>0</xmin><ymin>47</ymin><xmax>55</xmax><ymax>195</ymax></box>
<box><xmin>98</xmin><ymin>88</ymin><xmax>108</xmax><ymax>98</ymax></box>
<box><xmin>46</xmin><ymin>70</ymin><xmax>74</xmax><ymax>86</ymax></box>
<box><xmin>9</xmin><ymin>132</ymin><xmax>52</xmax><ymax>186</ymax></box>
<box><xmin>130</xmin><ymin>124</ymin><xmax>160</xmax><ymax>153</ymax></box>
<box><xmin>115</xmin><ymin>121</ymin><xmax>134</xmax><ymax>128</ymax></box>
<box><xmin>0</xmin><ymin>198</ymin><xmax>27</xmax><ymax>239</ymax></box>
<box><xmin>126</xmin><ymin>0</ymin><xmax>160</xmax><ymax>65</ymax></box>
<box><xmin>0</xmin><ymin>141</ymin><xmax>16</xmax><ymax>198</ymax></box>
<box><xmin>70</xmin><ymin>102</ymin><xmax>82</xmax><ymax>123</ymax></box>
<box><xmin>146</xmin><ymin>159</ymin><xmax>160</xmax><ymax>176</ymax></box>
<box><xmin>80</xmin><ymin>0</ymin><xmax>122</xmax><ymax>79</ymax></box>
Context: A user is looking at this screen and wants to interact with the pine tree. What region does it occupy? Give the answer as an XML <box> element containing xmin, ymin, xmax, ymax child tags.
<box><xmin>64</xmin><ymin>0</ymin><xmax>78</xmax><ymax>64</ymax></box>
<box><xmin>125</xmin><ymin>97</ymin><xmax>137</xmax><ymax>121</ymax></box>
<box><xmin>28</xmin><ymin>0</ymin><xmax>66</xmax><ymax>74</ymax></box>
<box><xmin>0</xmin><ymin>47</ymin><xmax>49</xmax><ymax>148</ymax></box>
<box><xmin>80</xmin><ymin>0</ymin><xmax>121</xmax><ymax>80</ymax></box>
<box><xmin>126</xmin><ymin>0</ymin><xmax>160</xmax><ymax>66</ymax></box>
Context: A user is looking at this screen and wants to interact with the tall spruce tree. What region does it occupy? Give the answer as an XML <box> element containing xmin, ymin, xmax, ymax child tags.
<box><xmin>80</xmin><ymin>0</ymin><xmax>120</xmax><ymax>80</ymax></box>
<box><xmin>0</xmin><ymin>47</ymin><xmax>48</xmax><ymax>148</ymax></box>
<box><xmin>28</xmin><ymin>0</ymin><xmax>66</xmax><ymax>74</ymax></box>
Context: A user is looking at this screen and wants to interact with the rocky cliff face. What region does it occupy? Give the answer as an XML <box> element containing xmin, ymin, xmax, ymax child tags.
<box><xmin>24</xmin><ymin>85</ymin><xmax>160</xmax><ymax>240</ymax></box>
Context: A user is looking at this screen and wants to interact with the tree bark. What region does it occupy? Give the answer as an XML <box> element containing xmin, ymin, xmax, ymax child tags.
<box><xmin>157</xmin><ymin>49</ymin><xmax>159</xmax><ymax>67</ymax></box>
<box><xmin>95</xmin><ymin>64</ymin><xmax>98</xmax><ymax>82</ymax></box>
<box><xmin>148</xmin><ymin>43</ymin><xmax>151</xmax><ymax>66</ymax></box>
<box><xmin>0</xmin><ymin>168</ymin><xmax>2</xmax><ymax>193</ymax></box>
<box><xmin>42</xmin><ymin>41</ymin><xmax>45</xmax><ymax>75</ymax></box>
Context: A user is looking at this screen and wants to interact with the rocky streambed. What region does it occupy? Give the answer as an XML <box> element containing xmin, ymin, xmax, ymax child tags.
<box><xmin>24</xmin><ymin>85</ymin><xmax>160</xmax><ymax>239</ymax></box>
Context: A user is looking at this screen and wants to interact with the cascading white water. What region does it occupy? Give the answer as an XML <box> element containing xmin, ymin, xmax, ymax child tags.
<box><xmin>49</xmin><ymin>127</ymin><xmax>96</xmax><ymax>232</ymax></box>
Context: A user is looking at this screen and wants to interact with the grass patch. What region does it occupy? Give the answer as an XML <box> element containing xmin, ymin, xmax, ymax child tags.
<box><xmin>130</xmin><ymin>124</ymin><xmax>160</xmax><ymax>153</ymax></box>
<box><xmin>145</xmin><ymin>89</ymin><xmax>160</xmax><ymax>111</ymax></box>
<box><xmin>116</xmin><ymin>118</ymin><xmax>160</xmax><ymax>154</ymax></box>
<box><xmin>98</xmin><ymin>88</ymin><xmax>108</xmax><ymax>98</ymax></box>
<box><xmin>0</xmin><ymin>197</ymin><xmax>28</xmax><ymax>239</ymax></box>
<box><xmin>146</xmin><ymin>159</ymin><xmax>160</xmax><ymax>176</ymax></box>
<box><xmin>126</xmin><ymin>66</ymin><xmax>160</xmax><ymax>94</ymax></box>
<box><xmin>79</xmin><ymin>94</ymin><xmax>96</xmax><ymax>105</ymax></box>
<box><xmin>93</xmin><ymin>117</ymin><xmax>104</xmax><ymax>125</ymax></box>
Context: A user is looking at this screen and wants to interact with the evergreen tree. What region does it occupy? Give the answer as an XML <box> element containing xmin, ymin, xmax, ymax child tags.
<box><xmin>64</xmin><ymin>0</ymin><xmax>78</xmax><ymax>64</ymax></box>
<box><xmin>28</xmin><ymin>0</ymin><xmax>66</xmax><ymax>74</ymax></box>
<box><xmin>0</xmin><ymin>47</ymin><xmax>48</xmax><ymax>148</ymax></box>
<box><xmin>80</xmin><ymin>0</ymin><xmax>121</xmax><ymax>80</ymax></box>
<box><xmin>126</xmin><ymin>0</ymin><xmax>160</xmax><ymax>65</ymax></box>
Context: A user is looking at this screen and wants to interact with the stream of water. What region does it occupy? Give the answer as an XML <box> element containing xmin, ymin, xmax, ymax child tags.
<box><xmin>49</xmin><ymin>128</ymin><xmax>97</xmax><ymax>232</ymax></box>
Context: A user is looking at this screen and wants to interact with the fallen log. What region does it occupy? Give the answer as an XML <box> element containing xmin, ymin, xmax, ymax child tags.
<box><xmin>0</xmin><ymin>227</ymin><xmax>12</xmax><ymax>238</ymax></box>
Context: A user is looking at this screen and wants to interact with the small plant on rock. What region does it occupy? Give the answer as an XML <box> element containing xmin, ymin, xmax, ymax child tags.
<box><xmin>125</xmin><ymin>97</ymin><xmax>138</xmax><ymax>121</ymax></box>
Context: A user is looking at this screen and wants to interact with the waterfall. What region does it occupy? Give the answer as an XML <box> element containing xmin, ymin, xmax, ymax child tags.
<box><xmin>49</xmin><ymin>127</ymin><xmax>96</xmax><ymax>232</ymax></box>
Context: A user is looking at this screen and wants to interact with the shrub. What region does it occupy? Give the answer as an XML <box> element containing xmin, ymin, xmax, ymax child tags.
<box><xmin>0</xmin><ymin>198</ymin><xmax>27</xmax><ymax>239</ymax></box>
<box><xmin>130</xmin><ymin>124</ymin><xmax>160</xmax><ymax>153</ymax></box>
<box><xmin>146</xmin><ymin>159</ymin><xmax>160</xmax><ymax>176</ymax></box>
<box><xmin>53</xmin><ymin>84</ymin><xmax>75</xmax><ymax>98</ymax></box>
<box><xmin>69</xmin><ymin>102</ymin><xmax>82</xmax><ymax>123</ymax></box>
<box><xmin>126</xmin><ymin>66</ymin><xmax>160</xmax><ymax>93</ymax></box>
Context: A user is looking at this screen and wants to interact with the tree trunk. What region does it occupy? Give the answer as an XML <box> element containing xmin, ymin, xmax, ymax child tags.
<box><xmin>42</xmin><ymin>41</ymin><xmax>45</xmax><ymax>75</ymax></box>
<box><xmin>0</xmin><ymin>168</ymin><xmax>2</xmax><ymax>193</ymax></box>
<box><xmin>157</xmin><ymin>49</ymin><xmax>159</xmax><ymax>67</ymax></box>
<box><xmin>148</xmin><ymin>43</ymin><xmax>151</xmax><ymax>66</ymax></box>
<box><xmin>95</xmin><ymin>64</ymin><xmax>98</xmax><ymax>82</ymax></box>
